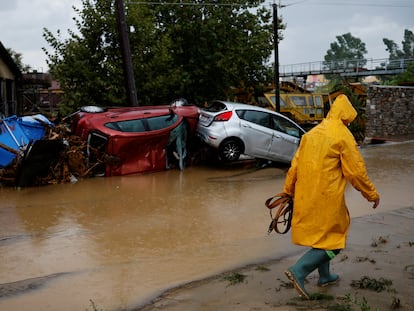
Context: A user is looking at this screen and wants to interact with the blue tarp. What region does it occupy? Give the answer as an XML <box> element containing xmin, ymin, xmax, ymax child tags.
<box><xmin>0</xmin><ymin>115</ymin><xmax>53</xmax><ymax>168</ymax></box>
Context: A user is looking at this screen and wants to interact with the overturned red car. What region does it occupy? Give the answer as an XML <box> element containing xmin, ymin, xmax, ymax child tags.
<box><xmin>71</xmin><ymin>100</ymin><xmax>200</xmax><ymax>176</ymax></box>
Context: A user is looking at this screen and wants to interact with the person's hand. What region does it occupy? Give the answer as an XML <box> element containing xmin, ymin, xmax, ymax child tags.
<box><xmin>372</xmin><ymin>198</ymin><xmax>380</xmax><ymax>209</ymax></box>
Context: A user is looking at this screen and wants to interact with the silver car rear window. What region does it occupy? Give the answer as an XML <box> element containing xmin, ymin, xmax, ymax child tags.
<box><xmin>204</xmin><ymin>101</ymin><xmax>228</xmax><ymax>112</ymax></box>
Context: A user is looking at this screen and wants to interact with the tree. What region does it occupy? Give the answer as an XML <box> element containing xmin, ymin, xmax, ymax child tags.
<box><xmin>381</xmin><ymin>29</ymin><xmax>414</xmax><ymax>76</ymax></box>
<box><xmin>323</xmin><ymin>33</ymin><xmax>367</xmax><ymax>72</ymax></box>
<box><xmin>385</xmin><ymin>62</ymin><xmax>414</xmax><ymax>85</ymax></box>
<box><xmin>43</xmin><ymin>0</ymin><xmax>275</xmax><ymax>113</ymax></box>
<box><xmin>383</xmin><ymin>29</ymin><xmax>414</xmax><ymax>60</ymax></box>
<box><xmin>43</xmin><ymin>1</ymin><xmax>129</xmax><ymax>114</ymax></box>
<box><xmin>149</xmin><ymin>1</ymin><xmax>275</xmax><ymax>104</ymax></box>
<box><xmin>6</xmin><ymin>48</ymin><xmax>31</xmax><ymax>73</ymax></box>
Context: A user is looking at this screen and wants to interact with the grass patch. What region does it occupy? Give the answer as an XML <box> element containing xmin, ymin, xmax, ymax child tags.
<box><xmin>339</xmin><ymin>254</ymin><xmax>349</xmax><ymax>262</ymax></box>
<box><xmin>371</xmin><ymin>235</ymin><xmax>389</xmax><ymax>247</ymax></box>
<box><xmin>354</xmin><ymin>256</ymin><xmax>376</xmax><ymax>264</ymax></box>
<box><xmin>222</xmin><ymin>272</ymin><xmax>247</xmax><ymax>285</ymax></box>
<box><xmin>350</xmin><ymin>276</ymin><xmax>393</xmax><ymax>292</ymax></box>
<box><xmin>327</xmin><ymin>294</ymin><xmax>381</xmax><ymax>311</ymax></box>
<box><xmin>255</xmin><ymin>265</ymin><xmax>270</xmax><ymax>272</ymax></box>
<box><xmin>282</xmin><ymin>290</ymin><xmax>390</xmax><ymax>311</ymax></box>
<box><xmin>279</xmin><ymin>279</ymin><xmax>293</xmax><ymax>289</ymax></box>
<box><xmin>327</xmin><ymin>304</ymin><xmax>353</xmax><ymax>311</ymax></box>
<box><xmin>85</xmin><ymin>299</ymin><xmax>105</xmax><ymax>311</ymax></box>
<box><xmin>310</xmin><ymin>292</ymin><xmax>334</xmax><ymax>301</ymax></box>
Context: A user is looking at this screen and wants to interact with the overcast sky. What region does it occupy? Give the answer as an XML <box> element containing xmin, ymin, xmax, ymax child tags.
<box><xmin>0</xmin><ymin>0</ymin><xmax>413</xmax><ymax>72</ymax></box>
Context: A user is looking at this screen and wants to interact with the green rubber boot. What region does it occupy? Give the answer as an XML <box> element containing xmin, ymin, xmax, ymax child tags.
<box><xmin>318</xmin><ymin>261</ymin><xmax>339</xmax><ymax>287</ymax></box>
<box><xmin>285</xmin><ymin>248</ymin><xmax>330</xmax><ymax>299</ymax></box>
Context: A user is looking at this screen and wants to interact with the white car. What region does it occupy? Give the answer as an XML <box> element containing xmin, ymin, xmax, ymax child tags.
<box><xmin>197</xmin><ymin>101</ymin><xmax>306</xmax><ymax>163</ymax></box>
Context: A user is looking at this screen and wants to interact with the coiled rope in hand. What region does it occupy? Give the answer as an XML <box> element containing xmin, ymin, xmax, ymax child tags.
<box><xmin>265</xmin><ymin>193</ymin><xmax>293</xmax><ymax>234</ymax></box>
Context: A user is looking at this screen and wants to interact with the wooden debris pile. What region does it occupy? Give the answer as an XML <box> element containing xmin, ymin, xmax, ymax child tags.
<box><xmin>0</xmin><ymin>122</ymin><xmax>102</xmax><ymax>187</ymax></box>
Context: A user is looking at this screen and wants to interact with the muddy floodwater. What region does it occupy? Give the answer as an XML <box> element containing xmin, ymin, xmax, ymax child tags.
<box><xmin>1</xmin><ymin>141</ymin><xmax>413</xmax><ymax>311</ymax></box>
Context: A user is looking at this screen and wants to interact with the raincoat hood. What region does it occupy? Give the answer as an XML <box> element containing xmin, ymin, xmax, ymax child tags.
<box><xmin>327</xmin><ymin>94</ymin><xmax>357</xmax><ymax>125</ymax></box>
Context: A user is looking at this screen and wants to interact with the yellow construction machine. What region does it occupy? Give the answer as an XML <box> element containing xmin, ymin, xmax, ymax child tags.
<box><xmin>258</xmin><ymin>82</ymin><xmax>331</xmax><ymax>126</ymax></box>
<box><xmin>229</xmin><ymin>81</ymin><xmax>366</xmax><ymax>127</ymax></box>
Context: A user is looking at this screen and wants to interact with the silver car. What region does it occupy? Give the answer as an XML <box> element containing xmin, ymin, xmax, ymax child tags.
<box><xmin>197</xmin><ymin>101</ymin><xmax>306</xmax><ymax>163</ymax></box>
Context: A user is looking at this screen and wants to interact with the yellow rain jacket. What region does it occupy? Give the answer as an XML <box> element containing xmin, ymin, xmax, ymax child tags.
<box><xmin>282</xmin><ymin>94</ymin><xmax>379</xmax><ymax>250</ymax></box>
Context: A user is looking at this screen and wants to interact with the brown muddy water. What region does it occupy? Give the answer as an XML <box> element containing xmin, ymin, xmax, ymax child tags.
<box><xmin>1</xmin><ymin>141</ymin><xmax>413</xmax><ymax>311</ymax></box>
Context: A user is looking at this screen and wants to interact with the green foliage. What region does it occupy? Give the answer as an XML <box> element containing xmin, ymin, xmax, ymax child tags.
<box><xmin>85</xmin><ymin>299</ymin><xmax>105</xmax><ymax>311</ymax></box>
<box><xmin>350</xmin><ymin>276</ymin><xmax>393</xmax><ymax>292</ymax></box>
<box><xmin>328</xmin><ymin>303</ymin><xmax>354</xmax><ymax>311</ymax></box>
<box><xmin>43</xmin><ymin>0</ymin><xmax>126</xmax><ymax>113</ymax></box>
<box><xmin>43</xmin><ymin>0</ymin><xmax>276</xmax><ymax>113</ymax></box>
<box><xmin>222</xmin><ymin>272</ymin><xmax>247</xmax><ymax>285</ymax></box>
<box><xmin>371</xmin><ymin>235</ymin><xmax>389</xmax><ymax>247</ymax></box>
<box><xmin>383</xmin><ymin>29</ymin><xmax>414</xmax><ymax>60</ymax></box>
<box><xmin>384</xmin><ymin>62</ymin><xmax>414</xmax><ymax>85</ymax></box>
<box><xmin>326</xmin><ymin>293</ymin><xmax>381</xmax><ymax>311</ymax></box>
<box><xmin>381</xmin><ymin>29</ymin><xmax>414</xmax><ymax>85</ymax></box>
<box><xmin>5</xmin><ymin>48</ymin><xmax>31</xmax><ymax>73</ymax></box>
<box><xmin>340</xmin><ymin>294</ymin><xmax>380</xmax><ymax>311</ymax></box>
<box><xmin>324</xmin><ymin>33</ymin><xmax>367</xmax><ymax>72</ymax></box>
<box><xmin>309</xmin><ymin>292</ymin><xmax>334</xmax><ymax>301</ymax></box>
<box><xmin>255</xmin><ymin>265</ymin><xmax>270</xmax><ymax>272</ymax></box>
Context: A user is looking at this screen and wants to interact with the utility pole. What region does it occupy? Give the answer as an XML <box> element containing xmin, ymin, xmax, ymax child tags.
<box><xmin>273</xmin><ymin>2</ymin><xmax>280</xmax><ymax>113</ymax></box>
<box><xmin>115</xmin><ymin>0</ymin><xmax>138</xmax><ymax>106</ymax></box>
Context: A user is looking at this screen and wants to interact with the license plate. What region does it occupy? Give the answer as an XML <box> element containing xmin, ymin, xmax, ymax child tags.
<box><xmin>199</xmin><ymin>114</ymin><xmax>210</xmax><ymax>124</ymax></box>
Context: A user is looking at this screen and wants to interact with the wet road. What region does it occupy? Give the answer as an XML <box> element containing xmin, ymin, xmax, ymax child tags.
<box><xmin>0</xmin><ymin>141</ymin><xmax>413</xmax><ymax>311</ymax></box>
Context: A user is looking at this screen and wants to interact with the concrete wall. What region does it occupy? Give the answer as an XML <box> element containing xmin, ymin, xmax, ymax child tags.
<box><xmin>365</xmin><ymin>85</ymin><xmax>414</xmax><ymax>140</ymax></box>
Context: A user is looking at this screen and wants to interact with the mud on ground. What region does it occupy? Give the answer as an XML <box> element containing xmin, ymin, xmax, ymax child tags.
<box><xmin>137</xmin><ymin>207</ymin><xmax>414</xmax><ymax>311</ymax></box>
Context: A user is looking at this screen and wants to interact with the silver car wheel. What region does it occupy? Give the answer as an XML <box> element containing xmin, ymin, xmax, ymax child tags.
<box><xmin>220</xmin><ymin>139</ymin><xmax>242</xmax><ymax>162</ymax></box>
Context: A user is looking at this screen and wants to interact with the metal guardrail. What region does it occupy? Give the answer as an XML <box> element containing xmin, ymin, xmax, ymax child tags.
<box><xmin>279</xmin><ymin>58</ymin><xmax>414</xmax><ymax>78</ymax></box>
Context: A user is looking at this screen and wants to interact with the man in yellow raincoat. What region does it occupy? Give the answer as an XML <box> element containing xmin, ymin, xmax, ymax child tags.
<box><xmin>282</xmin><ymin>94</ymin><xmax>380</xmax><ymax>299</ymax></box>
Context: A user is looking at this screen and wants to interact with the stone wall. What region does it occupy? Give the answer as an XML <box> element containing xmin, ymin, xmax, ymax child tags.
<box><xmin>365</xmin><ymin>85</ymin><xmax>414</xmax><ymax>140</ymax></box>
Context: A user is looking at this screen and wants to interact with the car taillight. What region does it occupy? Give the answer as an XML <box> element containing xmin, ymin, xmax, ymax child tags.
<box><xmin>214</xmin><ymin>111</ymin><xmax>232</xmax><ymax>121</ymax></box>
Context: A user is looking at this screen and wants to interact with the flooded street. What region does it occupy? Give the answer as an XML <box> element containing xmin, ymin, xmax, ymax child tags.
<box><xmin>1</xmin><ymin>141</ymin><xmax>413</xmax><ymax>311</ymax></box>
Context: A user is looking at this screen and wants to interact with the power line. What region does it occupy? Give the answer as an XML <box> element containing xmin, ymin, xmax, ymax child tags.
<box><xmin>129</xmin><ymin>1</ymin><xmax>243</xmax><ymax>6</ymax></box>
<box><xmin>283</xmin><ymin>0</ymin><xmax>414</xmax><ymax>8</ymax></box>
<box><xmin>131</xmin><ymin>0</ymin><xmax>414</xmax><ymax>8</ymax></box>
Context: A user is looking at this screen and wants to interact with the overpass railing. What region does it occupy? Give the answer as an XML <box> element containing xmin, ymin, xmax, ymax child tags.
<box><xmin>279</xmin><ymin>58</ymin><xmax>414</xmax><ymax>77</ymax></box>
